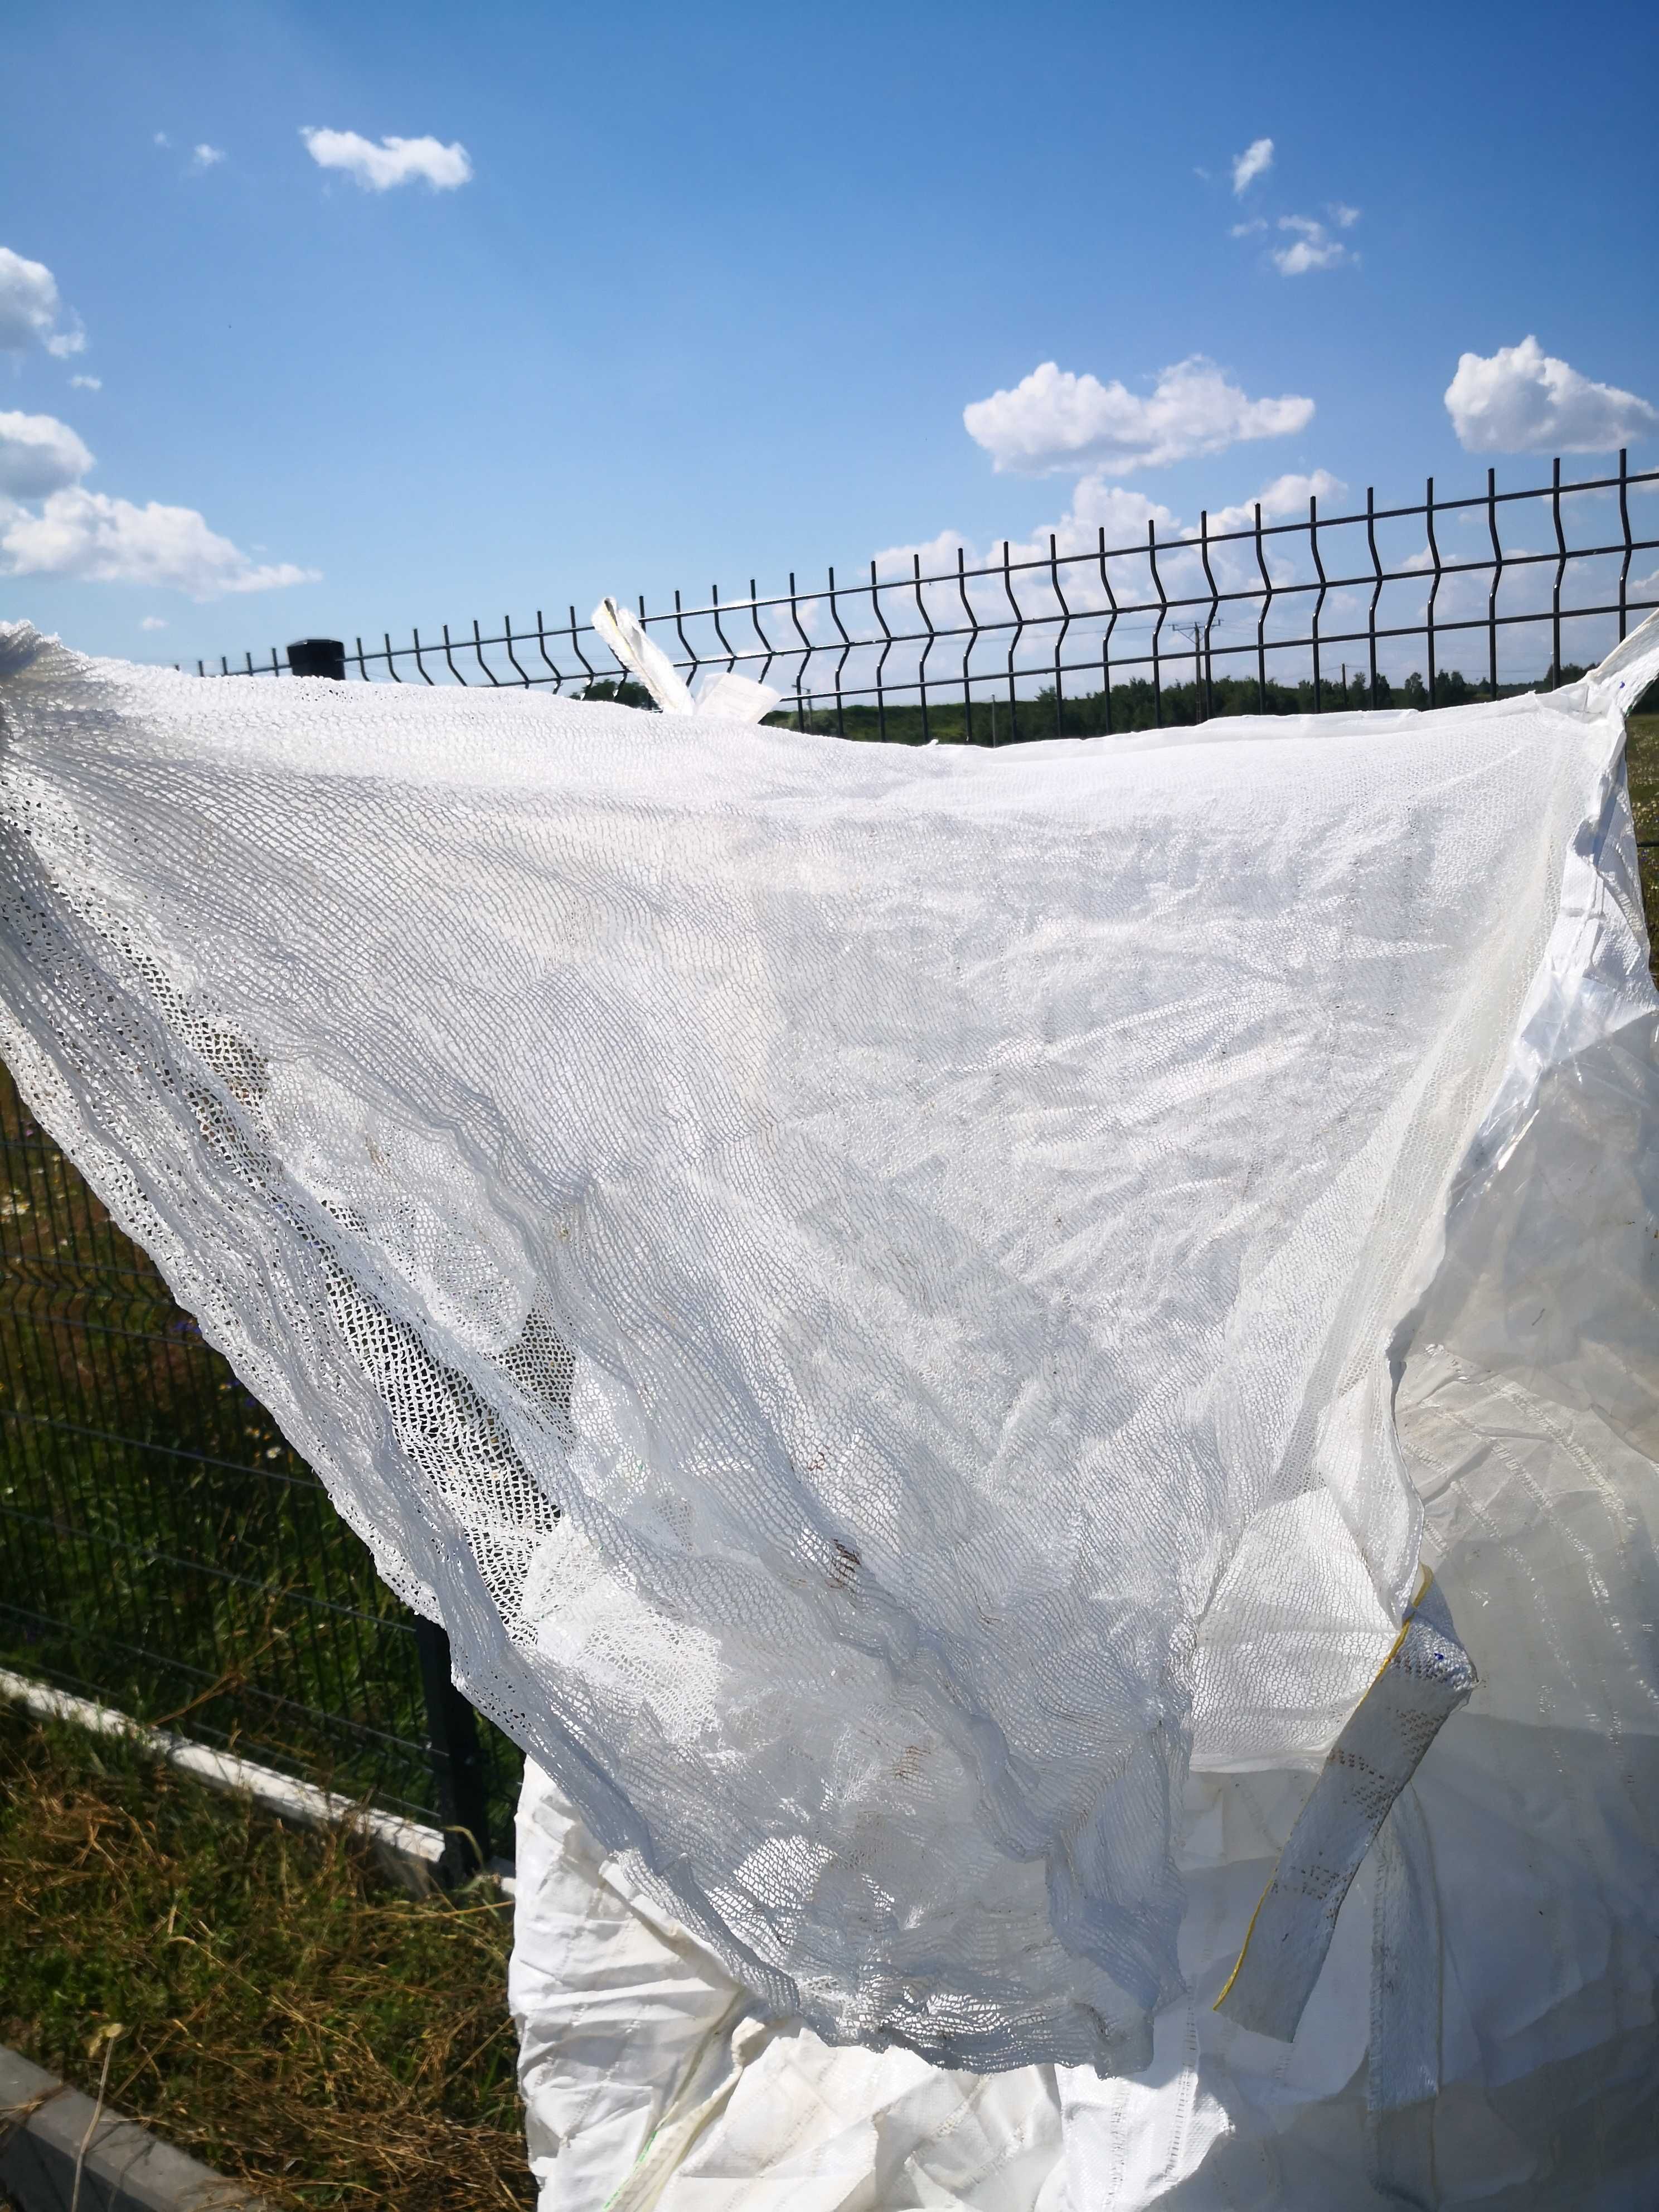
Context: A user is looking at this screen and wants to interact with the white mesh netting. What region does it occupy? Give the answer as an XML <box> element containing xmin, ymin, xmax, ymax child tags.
<box><xmin>1</xmin><ymin>617</ymin><xmax>1656</xmax><ymax>2104</ymax></box>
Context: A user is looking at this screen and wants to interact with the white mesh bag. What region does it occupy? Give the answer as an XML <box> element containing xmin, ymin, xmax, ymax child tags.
<box><xmin>1</xmin><ymin>613</ymin><xmax>1655</xmax><ymax>2088</ymax></box>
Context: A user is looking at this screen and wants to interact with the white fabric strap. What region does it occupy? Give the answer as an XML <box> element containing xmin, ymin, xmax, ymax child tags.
<box><xmin>591</xmin><ymin>597</ymin><xmax>696</xmax><ymax>715</ymax></box>
<box><xmin>590</xmin><ymin>598</ymin><xmax>781</xmax><ymax>724</ymax></box>
<box><xmin>1215</xmin><ymin>1579</ymin><xmax>1475</xmax><ymax>2044</ymax></box>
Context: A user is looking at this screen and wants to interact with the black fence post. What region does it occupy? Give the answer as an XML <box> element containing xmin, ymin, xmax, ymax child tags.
<box><xmin>287</xmin><ymin>637</ymin><xmax>346</xmax><ymax>680</ymax></box>
<box><xmin>412</xmin><ymin>1616</ymin><xmax>492</xmax><ymax>1885</ymax></box>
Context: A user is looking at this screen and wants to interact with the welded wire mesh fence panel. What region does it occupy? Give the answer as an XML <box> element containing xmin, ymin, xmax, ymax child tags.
<box><xmin>0</xmin><ymin>1061</ymin><xmax>522</xmax><ymax>1837</ymax></box>
<box><xmin>213</xmin><ymin>456</ymin><xmax>1659</xmax><ymax>745</ymax></box>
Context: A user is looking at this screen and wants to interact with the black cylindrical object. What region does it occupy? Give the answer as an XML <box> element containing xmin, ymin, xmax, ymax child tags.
<box><xmin>413</xmin><ymin>1616</ymin><xmax>492</xmax><ymax>1885</ymax></box>
<box><xmin>287</xmin><ymin>637</ymin><xmax>346</xmax><ymax>681</ymax></box>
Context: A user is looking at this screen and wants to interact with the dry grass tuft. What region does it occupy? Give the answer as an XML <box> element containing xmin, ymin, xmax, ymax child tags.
<box><xmin>0</xmin><ymin>1701</ymin><xmax>532</xmax><ymax>2209</ymax></box>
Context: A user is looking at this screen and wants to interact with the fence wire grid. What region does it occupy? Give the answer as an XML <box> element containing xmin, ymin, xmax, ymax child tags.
<box><xmin>0</xmin><ymin>1064</ymin><xmax>520</xmax><ymax>1862</ymax></box>
<box><xmin>202</xmin><ymin>454</ymin><xmax>1659</xmax><ymax>745</ymax></box>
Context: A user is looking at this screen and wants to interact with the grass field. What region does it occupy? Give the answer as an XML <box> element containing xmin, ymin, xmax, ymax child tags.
<box><xmin>0</xmin><ymin>1699</ymin><xmax>532</xmax><ymax>2211</ymax></box>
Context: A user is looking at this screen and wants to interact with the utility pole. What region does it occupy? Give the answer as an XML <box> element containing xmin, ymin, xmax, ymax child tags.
<box><xmin>1175</xmin><ymin>623</ymin><xmax>1206</xmax><ymax>719</ymax></box>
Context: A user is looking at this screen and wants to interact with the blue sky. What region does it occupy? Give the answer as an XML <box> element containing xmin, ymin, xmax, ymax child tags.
<box><xmin>2</xmin><ymin>0</ymin><xmax>1656</xmax><ymax>672</ymax></box>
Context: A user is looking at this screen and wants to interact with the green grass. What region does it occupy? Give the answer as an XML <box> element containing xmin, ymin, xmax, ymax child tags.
<box><xmin>1629</xmin><ymin>713</ymin><xmax>1658</xmax><ymax>848</ymax></box>
<box><xmin>770</xmin><ymin>662</ymin><xmax>1600</xmax><ymax>746</ymax></box>
<box><xmin>0</xmin><ymin>1063</ymin><xmax>524</xmax><ymax>1842</ymax></box>
<box><xmin>0</xmin><ymin>1698</ymin><xmax>532</xmax><ymax>2211</ymax></box>
<box><xmin>1629</xmin><ymin>714</ymin><xmax>1659</xmax><ymax>978</ymax></box>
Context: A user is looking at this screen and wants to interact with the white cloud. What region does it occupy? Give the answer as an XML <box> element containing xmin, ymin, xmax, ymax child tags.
<box><xmin>153</xmin><ymin>132</ymin><xmax>171</xmax><ymax>148</ymax></box>
<box><xmin>0</xmin><ymin>409</ymin><xmax>314</xmax><ymax>599</ymax></box>
<box><xmin>1444</xmin><ymin>336</ymin><xmax>1658</xmax><ymax>454</ymax></box>
<box><xmin>875</xmin><ymin>479</ymin><xmax>1177</xmax><ymax>583</ymax></box>
<box><xmin>1</xmin><ymin>487</ymin><xmax>319</xmax><ymax>598</ymax></box>
<box><xmin>1330</xmin><ymin>202</ymin><xmax>1361</xmax><ymax>229</ymax></box>
<box><xmin>1231</xmin><ymin>137</ymin><xmax>1274</xmax><ymax>195</ymax></box>
<box><xmin>0</xmin><ymin>246</ymin><xmax>85</xmax><ymax>357</ymax></box>
<box><xmin>300</xmin><ymin>127</ymin><xmax>472</xmax><ymax>192</ymax></box>
<box><xmin>140</xmin><ymin>615</ymin><xmax>168</xmax><ymax>630</ymax></box>
<box><xmin>1195</xmin><ymin>469</ymin><xmax>1346</xmax><ymax>534</ymax></box>
<box><xmin>1066</xmin><ymin>475</ymin><xmax>1178</xmax><ymax>539</ymax></box>
<box><xmin>871</xmin><ymin>525</ymin><xmax>973</xmax><ymax>579</ymax></box>
<box><xmin>70</xmin><ymin>374</ymin><xmax>101</xmax><ymax>391</ymax></box>
<box><xmin>1230</xmin><ymin>219</ymin><xmax>1265</xmax><ymax>239</ymax></box>
<box><xmin>963</xmin><ymin>357</ymin><xmax>1314</xmax><ymax>477</ymax></box>
<box><xmin>0</xmin><ymin>411</ymin><xmax>94</xmax><ymax>499</ymax></box>
<box><xmin>1274</xmin><ymin>237</ymin><xmax>1342</xmax><ymax>275</ymax></box>
<box><xmin>191</xmin><ymin>143</ymin><xmax>226</xmax><ymax>170</ymax></box>
<box><xmin>1271</xmin><ymin>215</ymin><xmax>1354</xmax><ymax>275</ymax></box>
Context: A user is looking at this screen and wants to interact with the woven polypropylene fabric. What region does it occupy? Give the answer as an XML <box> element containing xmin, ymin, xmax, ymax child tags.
<box><xmin>1</xmin><ymin>617</ymin><xmax>1655</xmax><ymax>2073</ymax></box>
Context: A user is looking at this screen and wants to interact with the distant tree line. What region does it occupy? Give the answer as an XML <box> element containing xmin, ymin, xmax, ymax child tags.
<box><xmin>761</xmin><ymin>665</ymin><xmax>1593</xmax><ymax>746</ymax></box>
<box><xmin>579</xmin><ymin>677</ymin><xmax>657</xmax><ymax>710</ymax></box>
<box><xmin>579</xmin><ymin>661</ymin><xmax>1648</xmax><ymax>745</ymax></box>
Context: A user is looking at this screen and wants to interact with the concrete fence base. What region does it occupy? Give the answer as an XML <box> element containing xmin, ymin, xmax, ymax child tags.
<box><xmin>0</xmin><ymin>1668</ymin><xmax>516</xmax><ymax>1897</ymax></box>
<box><xmin>0</xmin><ymin>2046</ymin><xmax>270</xmax><ymax>2212</ymax></box>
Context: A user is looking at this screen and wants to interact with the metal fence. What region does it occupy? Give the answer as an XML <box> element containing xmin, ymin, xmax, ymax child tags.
<box><xmin>0</xmin><ymin>1061</ymin><xmax>515</xmax><ymax>1877</ymax></box>
<box><xmin>202</xmin><ymin>453</ymin><xmax>1659</xmax><ymax>742</ymax></box>
<box><xmin>7</xmin><ymin>451</ymin><xmax>1656</xmax><ymax>1876</ymax></box>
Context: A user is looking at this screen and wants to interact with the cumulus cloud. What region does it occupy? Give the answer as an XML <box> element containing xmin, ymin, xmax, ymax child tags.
<box><xmin>1231</xmin><ymin>137</ymin><xmax>1274</xmax><ymax>195</ymax></box>
<box><xmin>140</xmin><ymin>615</ymin><xmax>168</xmax><ymax>630</ymax></box>
<box><xmin>1444</xmin><ymin>336</ymin><xmax>1658</xmax><ymax>454</ymax></box>
<box><xmin>1271</xmin><ymin>215</ymin><xmax>1354</xmax><ymax>275</ymax></box>
<box><xmin>875</xmin><ymin>479</ymin><xmax>1177</xmax><ymax>583</ymax></box>
<box><xmin>0</xmin><ymin>246</ymin><xmax>85</xmax><ymax>357</ymax></box>
<box><xmin>880</xmin><ymin>471</ymin><xmax>1347</xmax><ymax>586</ymax></box>
<box><xmin>1065</xmin><ymin>474</ymin><xmax>1179</xmax><ymax>540</ymax></box>
<box><xmin>300</xmin><ymin>127</ymin><xmax>472</xmax><ymax>192</ymax></box>
<box><xmin>963</xmin><ymin>357</ymin><xmax>1314</xmax><ymax>477</ymax></box>
<box><xmin>0</xmin><ymin>411</ymin><xmax>314</xmax><ymax>596</ymax></box>
<box><xmin>191</xmin><ymin>143</ymin><xmax>226</xmax><ymax>170</ymax></box>
<box><xmin>869</xmin><ymin>525</ymin><xmax>973</xmax><ymax>580</ymax></box>
<box><xmin>70</xmin><ymin>374</ymin><xmax>101</xmax><ymax>391</ymax></box>
<box><xmin>153</xmin><ymin>132</ymin><xmax>171</xmax><ymax>148</ymax></box>
<box><xmin>1330</xmin><ymin>202</ymin><xmax>1361</xmax><ymax>229</ymax></box>
<box><xmin>1</xmin><ymin>488</ymin><xmax>319</xmax><ymax>597</ymax></box>
<box><xmin>0</xmin><ymin>411</ymin><xmax>95</xmax><ymax>500</ymax></box>
<box><xmin>1197</xmin><ymin>469</ymin><xmax>1346</xmax><ymax>534</ymax></box>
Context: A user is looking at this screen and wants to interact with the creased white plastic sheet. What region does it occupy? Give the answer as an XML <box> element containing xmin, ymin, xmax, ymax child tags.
<box><xmin>1</xmin><ymin>615</ymin><xmax>1657</xmax><ymax>2205</ymax></box>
